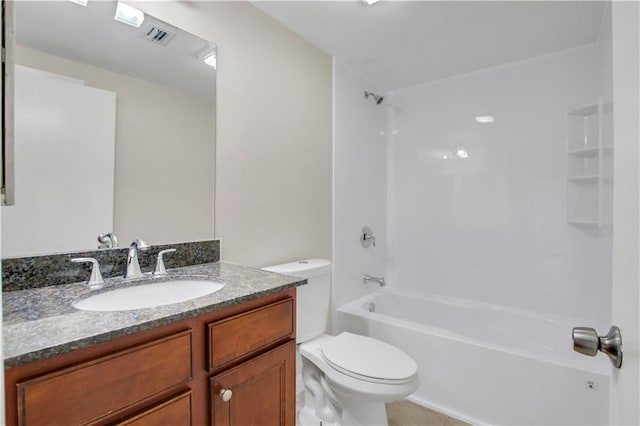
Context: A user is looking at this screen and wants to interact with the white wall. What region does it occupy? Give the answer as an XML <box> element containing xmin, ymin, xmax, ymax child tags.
<box><xmin>133</xmin><ymin>1</ymin><xmax>333</xmax><ymax>267</ymax></box>
<box><xmin>387</xmin><ymin>45</ymin><xmax>613</xmax><ymax>324</ymax></box>
<box><xmin>333</xmin><ymin>59</ymin><xmax>387</xmax><ymax>320</ymax></box>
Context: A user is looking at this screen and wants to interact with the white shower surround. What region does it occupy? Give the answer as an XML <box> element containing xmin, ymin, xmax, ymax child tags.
<box><xmin>386</xmin><ymin>43</ymin><xmax>612</xmax><ymax>324</ymax></box>
<box><xmin>332</xmin><ymin>59</ymin><xmax>388</xmax><ymax>320</ymax></box>
<box><xmin>333</xmin><ymin>40</ymin><xmax>614</xmax><ymax>424</ymax></box>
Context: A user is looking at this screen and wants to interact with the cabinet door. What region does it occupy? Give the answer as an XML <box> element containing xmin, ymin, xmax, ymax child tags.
<box><xmin>210</xmin><ymin>341</ymin><xmax>295</xmax><ymax>426</ymax></box>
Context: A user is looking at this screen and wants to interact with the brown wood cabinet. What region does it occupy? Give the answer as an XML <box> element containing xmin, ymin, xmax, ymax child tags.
<box><xmin>5</xmin><ymin>289</ymin><xmax>296</xmax><ymax>426</ymax></box>
<box><xmin>211</xmin><ymin>341</ymin><xmax>295</xmax><ymax>426</ymax></box>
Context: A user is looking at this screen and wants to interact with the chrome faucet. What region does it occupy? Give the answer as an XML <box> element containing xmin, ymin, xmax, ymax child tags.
<box><xmin>125</xmin><ymin>241</ymin><xmax>143</xmax><ymax>279</ymax></box>
<box><xmin>97</xmin><ymin>232</ymin><xmax>118</xmax><ymax>249</ymax></box>
<box><xmin>71</xmin><ymin>257</ymin><xmax>105</xmax><ymax>289</ymax></box>
<box><xmin>363</xmin><ymin>274</ymin><xmax>385</xmax><ymax>287</ymax></box>
<box><xmin>153</xmin><ymin>249</ymin><xmax>176</xmax><ymax>276</ymax></box>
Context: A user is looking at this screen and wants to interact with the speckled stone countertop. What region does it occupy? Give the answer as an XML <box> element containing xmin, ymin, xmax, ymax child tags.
<box><xmin>3</xmin><ymin>262</ymin><xmax>306</xmax><ymax>368</ymax></box>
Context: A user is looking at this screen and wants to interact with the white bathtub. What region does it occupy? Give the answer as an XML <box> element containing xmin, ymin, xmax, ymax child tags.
<box><xmin>336</xmin><ymin>287</ymin><xmax>611</xmax><ymax>425</ymax></box>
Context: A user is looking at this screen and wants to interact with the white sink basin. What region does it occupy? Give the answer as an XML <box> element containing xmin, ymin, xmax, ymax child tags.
<box><xmin>73</xmin><ymin>280</ymin><xmax>224</xmax><ymax>312</ymax></box>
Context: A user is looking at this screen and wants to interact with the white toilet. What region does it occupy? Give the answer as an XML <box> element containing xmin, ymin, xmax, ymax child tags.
<box><xmin>263</xmin><ymin>259</ymin><xmax>419</xmax><ymax>426</ymax></box>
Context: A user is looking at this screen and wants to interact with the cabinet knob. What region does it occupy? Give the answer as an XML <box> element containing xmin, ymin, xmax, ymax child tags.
<box><xmin>219</xmin><ymin>388</ymin><xmax>233</xmax><ymax>402</ymax></box>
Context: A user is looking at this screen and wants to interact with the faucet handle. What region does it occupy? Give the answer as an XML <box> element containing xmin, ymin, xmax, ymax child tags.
<box><xmin>71</xmin><ymin>258</ymin><xmax>105</xmax><ymax>289</ymax></box>
<box><xmin>361</xmin><ymin>226</ymin><xmax>376</xmax><ymax>248</ymax></box>
<box><xmin>97</xmin><ymin>232</ymin><xmax>118</xmax><ymax>249</ymax></box>
<box><xmin>153</xmin><ymin>249</ymin><xmax>176</xmax><ymax>276</ymax></box>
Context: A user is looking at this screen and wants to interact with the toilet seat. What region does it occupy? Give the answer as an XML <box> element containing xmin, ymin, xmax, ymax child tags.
<box><xmin>320</xmin><ymin>332</ymin><xmax>418</xmax><ymax>385</ymax></box>
<box><xmin>299</xmin><ymin>333</ymin><xmax>420</xmax><ymax>405</ymax></box>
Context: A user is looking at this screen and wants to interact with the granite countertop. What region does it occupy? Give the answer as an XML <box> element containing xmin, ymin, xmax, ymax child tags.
<box><xmin>3</xmin><ymin>262</ymin><xmax>306</xmax><ymax>368</ymax></box>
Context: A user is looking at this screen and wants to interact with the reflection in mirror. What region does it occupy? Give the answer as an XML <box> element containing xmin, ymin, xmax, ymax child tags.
<box><xmin>2</xmin><ymin>1</ymin><xmax>216</xmax><ymax>258</ymax></box>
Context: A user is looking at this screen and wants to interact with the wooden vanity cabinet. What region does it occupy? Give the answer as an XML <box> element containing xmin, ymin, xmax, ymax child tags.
<box><xmin>211</xmin><ymin>341</ymin><xmax>295</xmax><ymax>426</ymax></box>
<box><xmin>5</xmin><ymin>288</ymin><xmax>296</xmax><ymax>426</ymax></box>
<box><xmin>207</xmin><ymin>297</ymin><xmax>295</xmax><ymax>426</ymax></box>
<box><xmin>117</xmin><ymin>390</ymin><xmax>193</xmax><ymax>426</ymax></box>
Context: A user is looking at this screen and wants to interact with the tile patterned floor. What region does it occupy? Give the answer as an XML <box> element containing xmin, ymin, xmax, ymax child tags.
<box><xmin>386</xmin><ymin>400</ymin><xmax>472</xmax><ymax>426</ymax></box>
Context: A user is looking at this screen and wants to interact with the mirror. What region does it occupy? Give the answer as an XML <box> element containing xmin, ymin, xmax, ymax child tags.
<box><xmin>2</xmin><ymin>1</ymin><xmax>216</xmax><ymax>258</ymax></box>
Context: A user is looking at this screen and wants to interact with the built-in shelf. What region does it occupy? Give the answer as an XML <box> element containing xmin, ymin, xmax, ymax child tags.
<box><xmin>567</xmin><ymin>102</ymin><xmax>613</xmax><ymax>117</ymax></box>
<box><xmin>568</xmin><ymin>175</ymin><xmax>613</xmax><ymax>184</ymax></box>
<box><xmin>568</xmin><ymin>219</ymin><xmax>599</xmax><ymax>226</ymax></box>
<box><xmin>568</xmin><ymin>146</ymin><xmax>613</xmax><ymax>158</ymax></box>
<box><xmin>568</xmin><ymin>219</ymin><xmax>613</xmax><ymax>227</ymax></box>
<box><xmin>568</xmin><ymin>104</ymin><xmax>598</xmax><ymax>117</ymax></box>
<box><xmin>567</xmin><ymin>219</ymin><xmax>613</xmax><ymax>228</ymax></box>
<box><xmin>566</xmin><ymin>98</ymin><xmax>614</xmax><ymax>229</ymax></box>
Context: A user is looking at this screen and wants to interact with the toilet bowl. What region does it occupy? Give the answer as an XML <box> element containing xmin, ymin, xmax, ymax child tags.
<box><xmin>263</xmin><ymin>259</ymin><xmax>419</xmax><ymax>426</ymax></box>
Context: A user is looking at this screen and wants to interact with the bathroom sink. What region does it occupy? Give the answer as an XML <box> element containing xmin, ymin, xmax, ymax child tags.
<box><xmin>73</xmin><ymin>280</ymin><xmax>224</xmax><ymax>312</ymax></box>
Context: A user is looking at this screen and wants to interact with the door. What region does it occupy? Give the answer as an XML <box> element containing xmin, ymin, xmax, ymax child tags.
<box><xmin>609</xmin><ymin>2</ymin><xmax>639</xmax><ymax>424</ymax></box>
<box><xmin>1</xmin><ymin>65</ymin><xmax>116</xmax><ymax>257</ymax></box>
<box><xmin>210</xmin><ymin>341</ymin><xmax>295</xmax><ymax>426</ymax></box>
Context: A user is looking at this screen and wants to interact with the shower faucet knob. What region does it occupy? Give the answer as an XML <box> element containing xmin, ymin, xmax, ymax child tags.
<box><xmin>361</xmin><ymin>226</ymin><xmax>376</xmax><ymax>248</ymax></box>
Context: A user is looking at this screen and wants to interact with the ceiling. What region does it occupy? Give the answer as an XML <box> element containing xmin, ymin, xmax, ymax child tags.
<box><xmin>253</xmin><ymin>1</ymin><xmax>607</xmax><ymax>92</ymax></box>
<box><xmin>15</xmin><ymin>1</ymin><xmax>216</xmax><ymax>99</ymax></box>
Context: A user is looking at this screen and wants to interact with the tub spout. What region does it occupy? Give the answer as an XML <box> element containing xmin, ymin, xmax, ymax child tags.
<box><xmin>363</xmin><ymin>274</ymin><xmax>385</xmax><ymax>287</ymax></box>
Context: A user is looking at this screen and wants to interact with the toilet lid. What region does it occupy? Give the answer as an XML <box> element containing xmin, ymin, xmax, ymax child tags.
<box><xmin>320</xmin><ymin>332</ymin><xmax>417</xmax><ymax>383</ymax></box>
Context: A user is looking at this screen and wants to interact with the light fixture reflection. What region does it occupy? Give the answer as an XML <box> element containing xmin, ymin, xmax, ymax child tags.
<box><xmin>203</xmin><ymin>52</ymin><xmax>217</xmax><ymax>69</ymax></box>
<box><xmin>198</xmin><ymin>47</ymin><xmax>217</xmax><ymax>69</ymax></box>
<box><xmin>456</xmin><ymin>148</ymin><xmax>469</xmax><ymax>159</ymax></box>
<box><xmin>114</xmin><ymin>2</ymin><xmax>145</xmax><ymax>28</ymax></box>
<box><xmin>362</xmin><ymin>0</ymin><xmax>381</xmax><ymax>4</ymax></box>
<box><xmin>69</xmin><ymin>0</ymin><xmax>88</xmax><ymax>6</ymax></box>
<box><xmin>475</xmin><ymin>116</ymin><xmax>495</xmax><ymax>123</ymax></box>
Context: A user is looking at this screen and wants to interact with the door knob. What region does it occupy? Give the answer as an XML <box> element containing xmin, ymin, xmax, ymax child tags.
<box><xmin>219</xmin><ymin>388</ymin><xmax>233</xmax><ymax>402</ymax></box>
<box><xmin>572</xmin><ymin>325</ymin><xmax>622</xmax><ymax>368</ymax></box>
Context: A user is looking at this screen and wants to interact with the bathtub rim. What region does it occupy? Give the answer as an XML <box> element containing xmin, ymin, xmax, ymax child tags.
<box><xmin>337</xmin><ymin>287</ymin><xmax>611</xmax><ymax>377</ymax></box>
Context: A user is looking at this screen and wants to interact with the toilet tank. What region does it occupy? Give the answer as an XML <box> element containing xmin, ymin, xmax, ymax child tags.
<box><xmin>262</xmin><ymin>259</ymin><xmax>331</xmax><ymax>343</ymax></box>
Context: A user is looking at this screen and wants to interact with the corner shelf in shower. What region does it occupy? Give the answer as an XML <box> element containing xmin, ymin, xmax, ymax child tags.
<box><xmin>567</xmin><ymin>175</ymin><xmax>613</xmax><ymax>184</ymax></box>
<box><xmin>566</xmin><ymin>98</ymin><xmax>614</xmax><ymax>229</ymax></box>
<box><xmin>567</xmin><ymin>219</ymin><xmax>598</xmax><ymax>226</ymax></box>
<box><xmin>567</xmin><ymin>146</ymin><xmax>613</xmax><ymax>158</ymax></box>
<box><xmin>567</xmin><ymin>219</ymin><xmax>613</xmax><ymax>227</ymax></box>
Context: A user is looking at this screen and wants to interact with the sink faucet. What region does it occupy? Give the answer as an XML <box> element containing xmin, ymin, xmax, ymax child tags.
<box><xmin>125</xmin><ymin>241</ymin><xmax>143</xmax><ymax>279</ymax></box>
<box><xmin>71</xmin><ymin>257</ymin><xmax>105</xmax><ymax>289</ymax></box>
<box><xmin>363</xmin><ymin>274</ymin><xmax>385</xmax><ymax>287</ymax></box>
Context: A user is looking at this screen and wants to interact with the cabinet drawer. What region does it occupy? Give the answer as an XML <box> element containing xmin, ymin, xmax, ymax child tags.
<box><xmin>17</xmin><ymin>330</ymin><xmax>192</xmax><ymax>426</ymax></box>
<box><xmin>117</xmin><ymin>390</ymin><xmax>192</xmax><ymax>426</ymax></box>
<box><xmin>208</xmin><ymin>298</ymin><xmax>294</xmax><ymax>371</ymax></box>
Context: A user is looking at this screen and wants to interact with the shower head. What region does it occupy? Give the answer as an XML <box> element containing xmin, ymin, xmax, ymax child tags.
<box><xmin>364</xmin><ymin>91</ymin><xmax>384</xmax><ymax>105</ymax></box>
